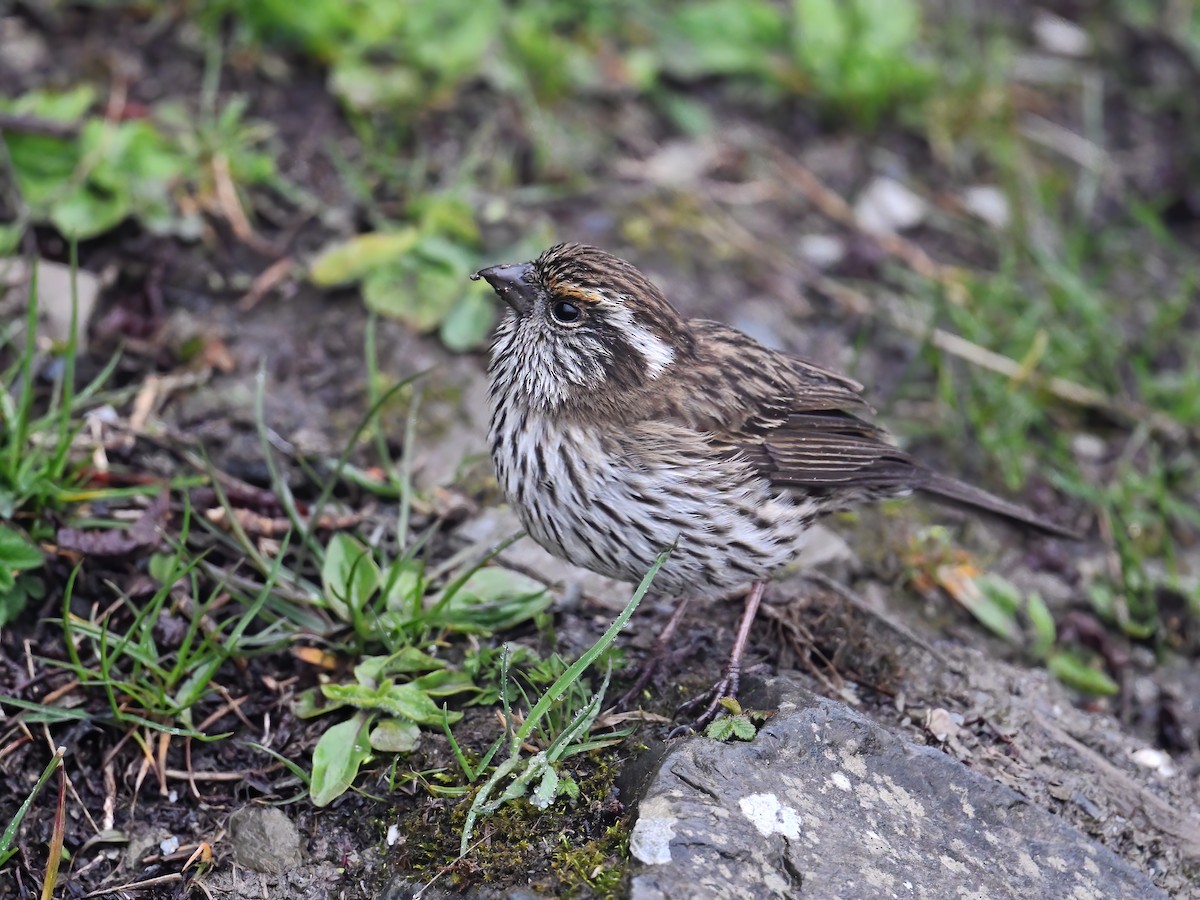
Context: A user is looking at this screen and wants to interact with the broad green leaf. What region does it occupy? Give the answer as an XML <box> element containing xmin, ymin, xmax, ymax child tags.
<box><xmin>310</xmin><ymin>714</ymin><xmax>372</xmax><ymax>807</ymax></box>
<box><xmin>0</xmin><ymin>525</ymin><xmax>44</xmax><ymax>570</ymax></box>
<box><xmin>410</xmin><ymin>669</ymin><xmax>477</xmax><ymax>697</ymax></box>
<box><xmin>368</xmin><ymin>717</ymin><xmax>421</xmax><ymax>753</ymax></box>
<box><xmin>321</xmin><ymin>533</ymin><xmax>380</xmax><ymax>620</ymax></box>
<box><xmin>330</xmin><ymin>62</ymin><xmax>424</xmax><ymax>112</ymax></box>
<box><xmin>1047</xmin><ymin>652</ymin><xmax>1119</xmax><ymax>696</ymax></box>
<box><xmin>409</xmin><ymin>194</ymin><xmax>480</xmax><ymax>245</ymax></box>
<box><xmin>2</xmin><ymin>85</ymin><xmax>96</xmax><ymax>120</ymax></box>
<box><xmin>942</xmin><ymin>568</ymin><xmax>1021</xmax><ymax>643</ymax></box>
<box><xmin>429</xmin><ymin>567</ymin><xmax>550</xmax><ymax>632</ymax></box>
<box><xmin>382</xmin><ymin>559</ymin><xmax>424</xmax><ymax>615</ymax></box>
<box><xmin>293</xmin><ymin>686</ymin><xmax>345</xmax><ymax>719</ymax></box>
<box><xmin>308</xmin><ymin>229</ymin><xmax>419</xmax><ymax>286</ymax></box>
<box><xmin>731</xmin><ymin>717</ymin><xmax>758</xmax><ymax>740</ymax></box>
<box><xmin>665</xmin><ymin>0</ymin><xmax>787</xmax><ymax>79</ymax></box>
<box><xmin>354</xmin><ymin>648</ymin><xmax>444</xmax><ymax>687</ymax></box>
<box><xmin>439</xmin><ymin>288</ymin><xmax>496</xmax><ymax>351</ymax></box>
<box><xmin>1025</xmin><ymin>593</ymin><xmax>1056</xmax><ymax>658</ymax></box>
<box><xmin>705</xmin><ymin>717</ymin><xmax>735</xmax><ymax>741</ymax></box>
<box><xmin>0</xmin><ymin>223</ymin><xmax>22</xmax><ymax>255</ymax></box>
<box><xmin>362</xmin><ymin>265</ymin><xmax>452</xmax><ymax>332</ymax></box>
<box><xmin>51</xmin><ymin>183</ymin><xmax>131</xmax><ymax>240</ymax></box>
<box><xmin>4</xmin><ymin>133</ymin><xmax>81</xmax><ymax>206</ymax></box>
<box><xmin>321</xmin><ymin>679</ymin><xmax>457</xmax><ymax>725</ymax></box>
<box><xmin>407</xmin><ymin>0</ymin><xmax>501</xmax><ymax>82</ymax></box>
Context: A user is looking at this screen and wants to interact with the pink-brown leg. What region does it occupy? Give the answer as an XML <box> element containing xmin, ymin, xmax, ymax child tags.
<box><xmin>673</xmin><ymin>580</ymin><xmax>767</xmax><ymax>735</ymax></box>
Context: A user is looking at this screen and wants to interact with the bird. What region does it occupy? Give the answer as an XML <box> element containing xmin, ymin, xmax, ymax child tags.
<box><xmin>471</xmin><ymin>242</ymin><xmax>1077</xmax><ymax>729</ymax></box>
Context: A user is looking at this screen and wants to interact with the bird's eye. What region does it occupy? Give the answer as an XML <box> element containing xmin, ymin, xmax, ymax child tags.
<box><xmin>550</xmin><ymin>299</ymin><xmax>582</xmax><ymax>325</ymax></box>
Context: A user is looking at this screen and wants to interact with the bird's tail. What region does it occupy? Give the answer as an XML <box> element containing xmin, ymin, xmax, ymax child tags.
<box><xmin>915</xmin><ymin>471</ymin><xmax>1080</xmax><ymax>540</ymax></box>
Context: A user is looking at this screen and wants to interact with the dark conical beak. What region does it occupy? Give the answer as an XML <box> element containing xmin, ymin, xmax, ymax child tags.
<box><xmin>470</xmin><ymin>262</ymin><xmax>537</xmax><ymax>315</ymax></box>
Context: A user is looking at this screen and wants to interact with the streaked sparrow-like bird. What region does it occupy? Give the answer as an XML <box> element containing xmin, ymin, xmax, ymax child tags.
<box><xmin>472</xmin><ymin>242</ymin><xmax>1075</xmax><ymax>729</ymax></box>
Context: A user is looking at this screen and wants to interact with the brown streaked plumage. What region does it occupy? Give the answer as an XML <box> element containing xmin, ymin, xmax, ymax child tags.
<box><xmin>472</xmin><ymin>242</ymin><xmax>1077</xmax><ymax>729</ymax></box>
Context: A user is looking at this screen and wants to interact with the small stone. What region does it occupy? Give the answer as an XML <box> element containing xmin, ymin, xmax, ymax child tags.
<box><xmin>619</xmin><ymin>140</ymin><xmax>718</xmax><ymax>186</ymax></box>
<box><xmin>1033</xmin><ymin>11</ymin><xmax>1092</xmax><ymax>58</ymax></box>
<box><xmin>0</xmin><ymin>17</ymin><xmax>50</xmax><ymax>76</ymax></box>
<box><xmin>924</xmin><ymin>707</ymin><xmax>961</xmax><ymax>743</ymax></box>
<box><xmin>795</xmin><ymin>234</ymin><xmax>846</xmax><ymax>269</ymax></box>
<box><xmin>961</xmin><ymin>185</ymin><xmax>1011</xmax><ymax>229</ymax></box>
<box><xmin>854</xmin><ymin>177</ymin><xmax>928</xmax><ymax>235</ymax></box>
<box><xmin>227</xmin><ymin>807</ymin><xmax>304</xmax><ymax>874</ymax></box>
<box><xmin>1071</xmin><ymin>433</ymin><xmax>1107</xmax><ymax>463</ymax></box>
<box><xmin>793</xmin><ymin>524</ymin><xmax>856</xmax><ymax>571</ymax></box>
<box><xmin>1130</xmin><ymin>748</ymin><xmax>1177</xmax><ymax>778</ymax></box>
<box><xmin>2</xmin><ymin>259</ymin><xmax>103</xmax><ymax>351</ymax></box>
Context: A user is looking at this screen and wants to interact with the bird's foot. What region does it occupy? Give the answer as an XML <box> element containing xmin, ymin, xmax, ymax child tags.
<box><xmin>668</xmin><ymin>669</ymin><xmax>742</xmax><ymax>738</ymax></box>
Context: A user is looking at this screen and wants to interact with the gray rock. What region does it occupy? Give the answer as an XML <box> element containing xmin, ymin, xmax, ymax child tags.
<box><xmin>228</xmin><ymin>806</ymin><xmax>304</xmax><ymax>874</ymax></box>
<box><xmin>628</xmin><ymin>679</ymin><xmax>1165</xmax><ymax>900</ymax></box>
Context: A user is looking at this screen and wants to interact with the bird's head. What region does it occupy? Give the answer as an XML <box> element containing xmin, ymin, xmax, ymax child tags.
<box><xmin>473</xmin><ymin>242</ymin><xmax>693</xmax><ymax>411</ymax></box>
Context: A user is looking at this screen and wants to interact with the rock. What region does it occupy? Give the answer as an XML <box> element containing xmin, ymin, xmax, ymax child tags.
<box><xmin>0</xmin><ymin>16</ymin><xmax>49</xmax><ymax>77</ymax></box>
<box><xmin>853</xmin><ymin>178</ymin><xmax>928</xmax><ymax>235</ymax></box>
<box><xmin>227</xmin><ymin>806</ymin><xmax>304</xmax><ymax>874</ymax></box>
<box><xmin>627</xmin><ymin>679</ymin><xmax>1165</xmax><ymax>900</ymax></box>
<box><xmin>0</xmin><ymin>258</ymin><xmax>105</xmax><ymax>351</ymax></box>
<box><xmin>1033</xmin><ymin>12</ymin><xmax>1091</xmax><ymax>58</ymax></box>
<box><xmin>961</xmin><ymin>185</ymin><xmax>1011</xmax><ymax>229</ymax></box>
<box><xmin>795</xmin><ymin>234</ymin><xmax>846</xmax><ymax>270</ymax></box>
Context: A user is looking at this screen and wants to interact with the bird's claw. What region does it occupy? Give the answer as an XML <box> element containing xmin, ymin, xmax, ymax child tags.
<box><xmin>669</xmin><ymin>671</ymin><xmax>741</xmax><ymax>737</ymax></box>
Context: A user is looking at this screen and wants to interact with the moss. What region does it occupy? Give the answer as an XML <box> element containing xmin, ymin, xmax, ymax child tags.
<box><xmin>384</xmin><ymin>752</ymin><xmax>633</xmax><ymax>898</ymax></box>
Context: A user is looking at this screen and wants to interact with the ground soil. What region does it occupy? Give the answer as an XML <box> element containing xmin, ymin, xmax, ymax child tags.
<box><xmin>1</xmin><ymin>3</ymin><xmax>1198</xmax><ymax>898</ymax></box>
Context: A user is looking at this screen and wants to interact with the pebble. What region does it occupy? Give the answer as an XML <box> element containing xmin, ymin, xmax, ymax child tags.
<box><xmin>853</xmin><ymin>177</ymin><xmax>928</xmax><ymax>235</ymax></box>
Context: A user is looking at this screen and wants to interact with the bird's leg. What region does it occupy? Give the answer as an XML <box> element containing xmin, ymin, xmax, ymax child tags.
<box><xmin>614</xmin><ymin>595</ymin><xmax>692</xmax><ymax>711</ymax></box>
<box><xmin>673</xmin><ymin>579</ymin><xmax>767</xmax><ymax>734</ymax></box>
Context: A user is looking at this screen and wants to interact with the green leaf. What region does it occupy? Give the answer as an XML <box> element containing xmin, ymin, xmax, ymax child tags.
<box><xmin>321</xmin><ymin>533</ymin><xmax>380</xmax><ymax>620</ymax></box>
<box><xmin>1025</xmin><ymin>593</ymin><xmax>1056</xmax><ymax>658</ymax></box>
<box><xmin>944</xmin><ymin>569</ymin><xmax>1021</xmax><ymax>643</ymax></box>
<box><xmin>406</xmin><ymin>0</ymin><xmax>501</xmax><ymax>83</ymax></box>
<box><xmin>0</xmin><ymin>525</ymin><xmax>44</xmax><ymax>570</ymax></box>
<box><xmin>321</xmin><ymin>679</ymin><xmax>457</xmax><ymax>725</ymax></box>
<box><xmin>428</xmin><ymin>567</ymin><xmax>550</xmax><ymax>632</ymax></box>
<box><xmin>705</xmin><ymin>717</ymin><xmax>735</xmax><ymax>741</ymax></box>
<box><xmin>2</xmin><ymin>85</ymin><xmax>96</xmax><ymax>120</ymax></box>
<box><xmin>293</xmin><ymin>686</ymin><xmax>345</xmax><ymax>719</ymax></box>
<box><xmin>308</xmin><ymin>230</ymin><xmax>420</xmax><ymax>286</ymax></box>
<box><xmin>50</xmin><ymin>182</ymin><xmax>131</xmax><ymax>240</ymax></box>
<box><xmin>531</xmin><ymin>765</ymin><xmax>559</xmax><ymax>809</ymax></box>
<box><xmin>731</xmin><ymin>716</ymin><xmax>758</xmax><ymax>740</ymax></box>
<box><xmin>0</xmin><ymin>223</ymin><xmax>22</xmax><ymax>255</ymax></box>
<box><xmin>381</xmin><ymin>559</ymin><xmax>424</xmax><ymax>615</ymax></box>
<box><xmin>309</xmin><ymin>714</ymin><xmax>372</xmax><ymax>807</ymax></box>
<box><xmin>665</xmin><ymin>0</ymin><xmax>787</xmax><ymax>79</ymax></box>
<box><xmin>1047</xmin><ymin>652</ymin><xmax>1119</xmax><ymax>696</ymax></box>
<box><xmin>362</xmin><ymin>264</ymin><xmax>451</xmax><ymax>332</ymax></box>
<box><xmin>368</xmin><ymin>717</ymin><xmax>422</xmax><ymax>753</ymax></box>
<box><xmin>409</xmin><ymin>669</ymin><xmax>477</xmax><ymax>697</ymax></box>
<box><xmin>354</xmin><ymin>647</ymin><xmax>444</xmax><ymax>686</ymax></box>
<box><xmin>439</xmin><ymin>287</ymin><xmax>496</xmax><ymax>351</ymax></box>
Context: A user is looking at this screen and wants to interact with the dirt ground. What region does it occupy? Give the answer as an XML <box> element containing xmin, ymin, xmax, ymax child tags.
<box><xmin>1</xmin><ymin>2</ymin><xmax>1198</xmax><ymax>898</ymax></box>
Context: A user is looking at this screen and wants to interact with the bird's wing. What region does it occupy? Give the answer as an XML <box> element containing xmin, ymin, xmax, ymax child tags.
<box><xmin>667</xmin><ymin>321</ymin><xmax>920</xmax><ymax>497</ymax></box>
<box><xmin>663</xmin><ymin>321</ymin><xmax>1078</xmax><ymax>536</ymax></box>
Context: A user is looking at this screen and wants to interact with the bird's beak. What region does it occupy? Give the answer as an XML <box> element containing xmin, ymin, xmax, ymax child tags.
<box><xmin>471</xmin><ymin>262</ymin><xmax>537</xmax><ymax>316</ymax></box>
